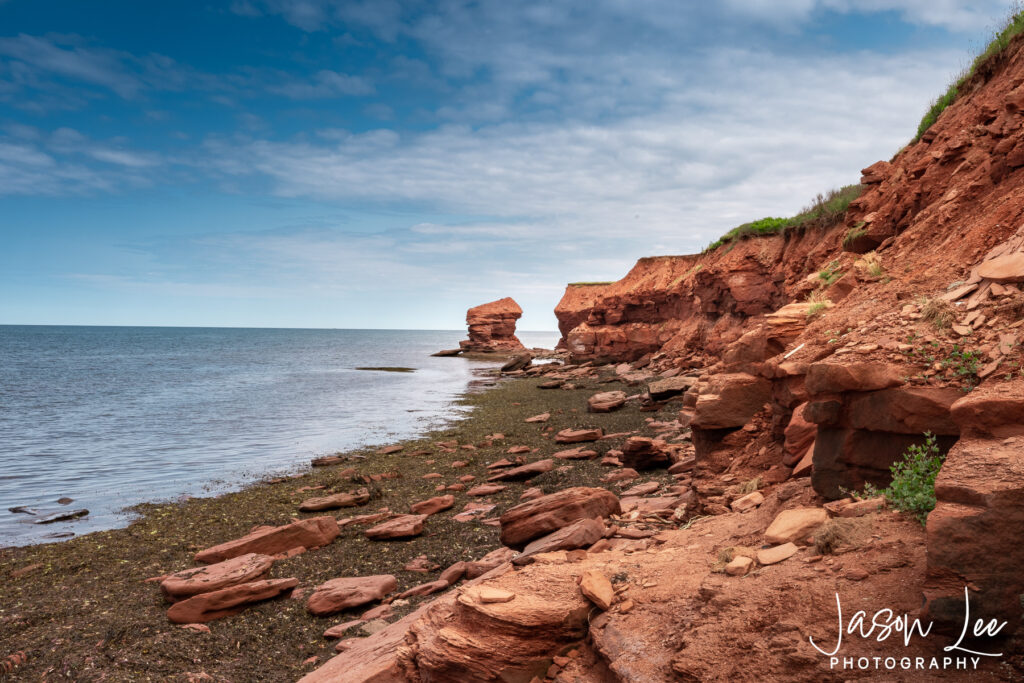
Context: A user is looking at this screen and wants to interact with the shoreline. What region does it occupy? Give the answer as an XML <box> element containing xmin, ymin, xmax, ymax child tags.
<box><xmin>0</xmin><ymin>347</ymin><xmax>529</xmax><ymax>550</ymax></box>
<box><xmin>0</xmin><ymin>363</ymin><xmax>677</xmax><ymax>681</ymax></box>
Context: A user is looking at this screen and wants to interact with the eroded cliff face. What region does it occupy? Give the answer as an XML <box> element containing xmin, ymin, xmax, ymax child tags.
<box><xmin>555</xmin><ymin>226</ymin><xmax>842</xmax><ymax>363</ymax></box>
<box><xmin>299</xmin><ymin>35</ymin><xmax>1024</xmax><ymax>683</ymax></box>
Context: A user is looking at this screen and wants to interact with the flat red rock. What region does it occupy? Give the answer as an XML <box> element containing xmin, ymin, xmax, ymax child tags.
<box><xmin>499</xmin><ymin>486</ymin><xmax>621</xmax><ymax>549</ymax></box>
<box><xmin>167</xmin><ymin>577</ymin><xmax>298</xmax><ymax>623</ymax></box>
<box><xmin>364</xmin><ymin>514</ymin><xmax>428</xmax><ymax>540</ymax></box>
<box><xmin>466</xmin><ymin>484</ymin><xmax>507</xmax><ymax>497</ymax></box>
<box><xmin>553</xmin><ymin>447</ymin><xmax>598</xmax><ymax>460</ymax></box>
<box><xmin>307</xmin><ymin>575</ymin><xmax>397</xmax><ymax>616</ymax></box>
<box><xmin>554</xmin><ymin>428</ymin><xmax>603</xmax><ymax>444</ymax></box>
<box><xmin>487</xmin><ymin>459</ymin><xmax>553</xmax><ymax>482</ymax></box>
<box><xmin>299</xmin><ymin>488</ymin><xmax>370</xmax><ymax>512</ymax></box>
<box><xmin>194</xmin><ymin>517</ymin><xmax>339</xmax><ymax>564</ymax></box>
<box><xmin>409</xmin><ymin>495</ymin><xmax>455</xmax><ymax>516</ymax></box>
<box><xmin>161</xmin><ymin>553</ymin><xmax>275</xmax><ymax>601</ymax></box>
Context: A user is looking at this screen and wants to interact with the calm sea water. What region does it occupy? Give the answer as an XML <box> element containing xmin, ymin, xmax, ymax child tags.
<box><xmin>0</xmin><ymin>326</ymin><xmax>558</xmax><ymax>547</ymax></box>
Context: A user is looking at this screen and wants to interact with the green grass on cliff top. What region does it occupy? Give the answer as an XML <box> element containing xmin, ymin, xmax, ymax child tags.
<box><xmin>702</xmin><ymin>184</ymin><xmax>862</xmax><ymax>254</ymax></box>
<box><xmin>914</xmin><ymin>7</ymin><xmax>1024</xmax><ymax>142</ymax></box>
<box><xmin>699</xmin><ymin>9</ymin><xmax>1024</xmax><ymax>258</ymax></box>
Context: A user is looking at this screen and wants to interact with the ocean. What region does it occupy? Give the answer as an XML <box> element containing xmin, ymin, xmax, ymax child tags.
<box><xmin>0</xmin><ymin>326</ymin><xmax>559</xmax><ymax>547</ymax></box>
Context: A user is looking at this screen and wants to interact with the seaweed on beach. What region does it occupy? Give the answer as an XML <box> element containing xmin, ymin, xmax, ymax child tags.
<box><xmin>0</xmin><ymin>373</ymin><xmax>683</xmax><ymax>682</ymax></box>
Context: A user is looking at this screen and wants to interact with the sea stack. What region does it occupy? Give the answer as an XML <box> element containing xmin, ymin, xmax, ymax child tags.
<box><xmin>459</xmin><ymin>297</ymin><xmax>526</xmax><ymax>353</ymax></box>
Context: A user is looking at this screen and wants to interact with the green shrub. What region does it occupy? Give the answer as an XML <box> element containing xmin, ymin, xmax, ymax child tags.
<box><xmin>914</xmin><ymin>7</ymin><xmax>1024</xmax><ymax>141</ymax></box>
<box><xmin>855</xmin><ymin>432</ymin><xmax>945</xmax><ymax>525</ymax></box>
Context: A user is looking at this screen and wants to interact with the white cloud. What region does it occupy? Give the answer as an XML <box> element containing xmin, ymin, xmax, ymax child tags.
<box><xmin>267</xmin><ymin>69</ymin><xmax>375</xmax><ymax>98</ymax></box>
<box><xmin>208</xmin><ymin>47</ymin><xmax>958</xmax><ymax>255</ymax></box>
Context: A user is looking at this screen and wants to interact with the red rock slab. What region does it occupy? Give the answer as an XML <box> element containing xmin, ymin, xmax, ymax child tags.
<box><xmin>299</xmin><ymin>488</ymin><xmax>370</xmax><ymax>512</ymax></box>
<box><xmin>439</xmin><ymin>561</ymin><xmax>468</xmax><ymax>584</ymax></box>
<box><xmin>487</xmin><ymin>459</ymin><xmax>553</xmax><ymax>482</ymax></box>
<box><xmin>364</xmin><ymin>514</ymin><xmax>427</xmax><ymax>540</ymax></box>
<box><xmin>525</xmin><ymin>412</ymin><xmax>550</xmax><ymax>423</ymax></box>
<box><xmin>194</xmin><ymin>516</ymin><xmax>339</xmax><ymax>564</ymax></box>
<box><xmin>161</xmin><ymin>553</ymin><xmax>275</xmax><ymax>601</ymax></box>
<box><xmin>978</xmin><ymin>252</ymin><xmax>1024</xmax><ymax>282</ymax></box>
<box><xmin>804</xmin><ymin>362</ymin><xmax>904</xmax><ymax>394</ymax></box>
<box><xmin>515</xmin><ymin>518</ymin><xmax>607</xmax><ymax>562</ymax></box>
<box><xmin>553</xmin><ymin>447</ymin><xmax>598</xmax><ymax>460</ymax></box>
<box><xmin>398</xmin><ymin>579</ymin><xmax>450</xmax><ymax>599</ymax></box>
<box><xmin>554</xmin><ymin>428</ymin><xmax>603</xmax><ymax>444</ymax></box>
<box><xmin>486</xmin><ymin>458</ymin><xmax>516</xmax><ymax>469</ymax></box>
<box><xmin>507</xmin><ymin>445</ymin><xmax>532</xmax><ymax>454</ymax></box>
<box><xmin>409</xmin><ymin>495</ymin><xmax>455</xmax><ymax>516</ymax></box>
<box><xmin>311</xmin><ymin>455</ymin><xmax>345</xmax><ymax>467</ymax></box>
<box><xmin>378</xmin><ymin>445</ymin><xmax>404</xmax><ymax>455</ymax></box>
<box><xmin>465</xmin><ymin>547</ymin><xmax>516</xmax><ymax>579</ymax></box>
<box><xmin>337</xmin><ymin>511</ymin><xmax>391</xmax><ymax>528</ymax></box>
<box><xmin>621</xmin><ymin>481</ymin><xmax>660</xmax><ymax>497</ymax></box>
<box><xmin>403</xmin><ymin>555</ymin><xmax>440</xmax><ymax>573</ymax></box>
<box><xmin>306</xmin><ymin>575</ymin><xmax>397</xmax><ymax>616</ymax></box>
<box><xmin>466</xmin><ymin>484</ymin><xmax>507</xmax><ymax>496</ymax></box>
<box><xmin>323</xmin><ymin>620</ymin><xmax>364</xmax><ymax>638</ymax></box>
<box><xmin>499</xmin><ymin>486</ymin><xmax>621</xmax><ymax>549</ymax></box>
<box><xmin>587</xmin><ymin>391</ymin><xmax>627</xmax><ymax>413</ymax></box>
<box><xmin>167</xmin><ymin>577</ymin><xmax>298</xmax><ymax>623</ymax></box>
<box><xmin>452</xmin><ymin>504</ymin><xmax>496</xmax><ymax>522</ymax></box>
<box><xmin>519</xmin><ymin>487</ymin><xmax>544</xmax><ymax>501</ymax></box>
<box><xmin>620</xmin><ymin>437</ymin><xmax>669</xmax><ymax>470</ymax></box>
<box><xmin>602</xmin><ymin>468</ymin><xmax>639</xmax><ymax>483</ymax></box>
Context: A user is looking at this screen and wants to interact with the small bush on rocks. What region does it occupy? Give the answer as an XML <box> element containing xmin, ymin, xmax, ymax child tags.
<box><xmin>855</xmin><ymin>432</ymin><xmax>945</xmax><ymax>525</ymax></box>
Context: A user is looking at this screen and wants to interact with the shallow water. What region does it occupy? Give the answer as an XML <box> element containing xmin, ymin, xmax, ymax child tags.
<box><xmin>0</xmin><ymin>326</ymin><xmax>558</xmax><ymax>546</ymax></box>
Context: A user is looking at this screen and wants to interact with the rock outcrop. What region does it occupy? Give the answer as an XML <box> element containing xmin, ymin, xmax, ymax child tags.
<box><xmin>459</xmin><ymin>297</ymin><xmax>526</xmax><ymax>352</ymax></box>
<box><xmin>923</xmin><ymin>378</ymin><xmax>1024</xmax><ymax>627</ymax></box>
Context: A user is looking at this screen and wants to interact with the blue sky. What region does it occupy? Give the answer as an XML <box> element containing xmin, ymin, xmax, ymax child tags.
<box><xmin>0</xmin><ymin>1</ymin><xmax>1013</xmax><ymax>330</ymax></box>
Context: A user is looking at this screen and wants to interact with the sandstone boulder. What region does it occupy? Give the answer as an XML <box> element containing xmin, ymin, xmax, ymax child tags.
<box><xmin>764</xmin><ymin>508</ymin><xmax>828</xmax><ymax>545</ymax></box>
<box><xmin>580</xmin><ymin>570</ymin><xmax>614</xmax><ymax>610</ymax></box>
<box><xmin>756</xmin><ymin>543</ymin><xmax>798</xmax><ymax>565</ymax></box>
<box><xmin>364</xmin><ymin>514</ymin><xmax>427</xmax><ymax>540</ymax></box>
<box><xmin>465</xmin><ymin>547</ymin><xmax>516</xmax><ymax>579</ymax></box>
<box><xmin>924</xmin><ymin>379</ymin><xmax>1024</xmax><ymax>627</ymax></box>
<box><xmin>307</xmin><ymin>575</ymin><xmax>397</xmax><ymax>616</ymax></box>
<box><xmin>620</xmin><ymin>436</ymin><xmax>669</xmax><ymax>470</ymax></box>
<box><xmin>161</xmin><ymin>553</ymin><xmax>275</xmax><ymax>602</ymax></box>
<box><xmin>691</xmin><ymin>373</ymin><xmax>771</xmax><ymax>430</ymax></box>
<box><xmin>554</xmin><ymin>428</ymin><xmax>603</xmax><ymax>444</ymax></box>
<box><xmin>805</xmin><ymin>362</ymin><xmax>904</xmax><ymax>394</ymax></box>
<box><xmin>167</xmin><ymin>577</ymin><xmax>298</xmax><ymax>623</ymax></box>
<box><xmin>977</xmin><ymin>252</ymin><xmax>1024</xmax><ymax>282</ymax></box>
<box><xmin>487</xmin><ymin>459</ymin><xmax>553</xmax><ymax>482</ymax></box>
<box><xmin>553</xmin><ymin>447</ymin><xmax>598</xmax><ymax>459</ymax></box>
<box><xmin>516</xmin><ymin>517</ymin><xmax>607</xmax><ymax>562</ymax></box>
<box><xmin>725</xmin><ymin>556</ymin><xmax>754</xmax><ymax>576</ymax></box>
<box><xmin>588</xmin><ymin>391</ymin><xmax>627</xmax><ymax>413</ymax></box>
<box><xmin>299</xmin><ymin>488</ymin><xmax>370</xmax><ymax>512</ymax></box>
<box><xmin>195</xmin><ymin>517</ymin><xmax>339</xmax><ymax>563</ymax></box>
<box><xmin>647</xmin><ymin>375</ymin><xmax>697</xmax><ymax>401</ymax></box>
<box><xmin>499</xmin><ymin>486</ymin><xmax>620</xmax><ymax>549</ymax></box>
<box><xmin>783</xmin><ymin>403</ymin><xmax>816</xmax><ymax>464</ymax></box>
<box><xmin>409</xmin><ymin>495</ymin><xmax>455</xmax><ymax>516</ymax></box>
<box><xmin>730</xmin><ymin>491</ymin><xmax>764</xmax><ymax>513</ymax></box>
